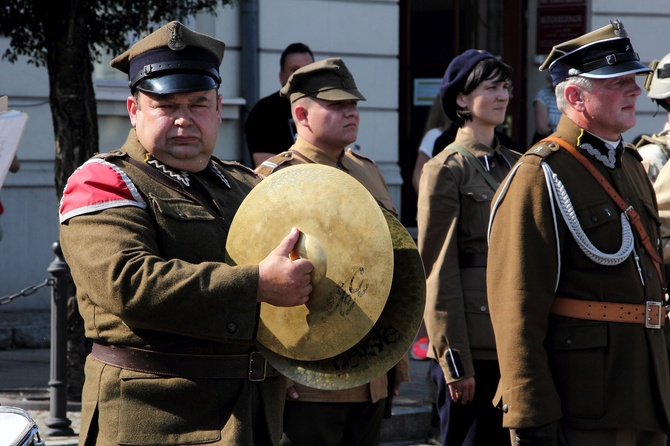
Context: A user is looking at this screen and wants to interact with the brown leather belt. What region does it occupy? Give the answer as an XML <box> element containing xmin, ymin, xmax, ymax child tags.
<box><xmin>91</xmin><ymin>343</ymin><xmax>280</xmax><ymax>380</ymax></box>
<box><xmin>550</xmin><ymin>297</ymin><xmax>668</xmax><ymax>329</ymax></box>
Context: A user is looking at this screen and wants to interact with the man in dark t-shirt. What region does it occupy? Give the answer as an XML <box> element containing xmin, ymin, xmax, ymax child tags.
<box><xmin>244</xmin><ymin>43</ymin><xmax>314</xmax><ymax>167</ymax></box>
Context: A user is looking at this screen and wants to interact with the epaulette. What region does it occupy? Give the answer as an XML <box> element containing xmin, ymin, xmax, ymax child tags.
<box><xmin>93</xmin><ymin>150</ymin><xmax>128</xmax><ymax>161</ymax></box>
<box><xmin>346</xmin><ymin>148</ymin><xmax>377</xmax><ymax>165</ymax></box>
<box><xmin>212</xmin><ymin>155</ymin><xmax>262</xmax><ymax>179</ymax></box>
<box><xmin>624</xmin><ymin>143</ymin><xmax>643</xmax><ymax>162</ymax></box>
<box><xmin>525</xmin><ymin>140</ymin><xmax>561</xmax><ymax>160</ymax></box>
<box><xmin>256</xmin><ymin>151</ymin><xmax>295</xmax><ymax>176</ymax></box>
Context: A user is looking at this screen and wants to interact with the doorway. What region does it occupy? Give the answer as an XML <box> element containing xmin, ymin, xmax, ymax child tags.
<box><xmin>398</xmin><ymin>0</ymin><xmax>526</xmax><ymax>227</ymax></box>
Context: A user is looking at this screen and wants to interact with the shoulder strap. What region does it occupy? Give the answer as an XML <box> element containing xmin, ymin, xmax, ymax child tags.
<box><xmin>125</xmin><ymin>156</ymin><xmax>229</xmax><ymax>232</ymax></box>
<box><xmin>448</xmin><ymin>145</ymin><xmax>499</xmax><ymax>190</ymax></box>
<box><xmin>542</xmin><ymin>136</ymin><xmax>664</xmax><ymax>286</ymax></box>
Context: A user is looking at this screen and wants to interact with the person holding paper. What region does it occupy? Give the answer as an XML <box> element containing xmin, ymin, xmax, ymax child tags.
<box><xmin>0</xmin><ymin>154</ymin><xmax>20</xmax><ymax>241</ymax></box>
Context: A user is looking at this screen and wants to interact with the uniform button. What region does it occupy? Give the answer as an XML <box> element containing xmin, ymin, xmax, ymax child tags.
<box><xmin>647</xmin><ymin>271</ymin><xmax>653</xmax><ymax>279</ymax></box>
<box><xmin>227</xmin><ymin>323</ymin><xmax>237</xmax><ymax>333</ymax></box>
<box><xmin>502</xmin><ymin>404</ymin><xmax>509</xmax><ymax>413</ymax></box>
<box><xmin>482</xmin><ymin>194</ymin><xmax>488</xmax><ymax>199</ymax></box>
<box><xmin>591</xmin><ymin>216</ymin><xmax>598</xmax><ymax>223</ymax></box>
<box><xmin>566</xmin><ymin>338</ymin><xmax>572</xmax><ymax>345</ymax></box>
<box><xmin>480</xmin><ymin>306</ymin><xmax>487</xmax><ymax>312</ymax></box>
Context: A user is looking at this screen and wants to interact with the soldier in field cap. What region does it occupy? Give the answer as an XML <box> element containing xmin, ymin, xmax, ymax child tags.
<box><xmin>487</xmin><ymin>20</ymin><xmax>670</xmax><ymax>445</ymax></box>
<box><xmin>59</xmin><ymin>20</ymin><xmax>314</xmax><ymax>445</ymax></box>
<box><xmin>256</xmin><ymin>57</ymin><xmax>410</xmax><ymax>446</ymax></box>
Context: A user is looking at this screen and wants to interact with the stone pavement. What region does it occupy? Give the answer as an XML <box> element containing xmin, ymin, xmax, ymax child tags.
<box><xmin>0</xmin><ymin>346</ymin><xmax>438</xmax><ymax>446</ymax></box>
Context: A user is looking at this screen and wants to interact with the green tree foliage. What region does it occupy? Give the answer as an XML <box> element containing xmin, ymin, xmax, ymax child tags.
<box><xmin>0</xmin><ymin>0</ymin><xmax>235</xmax><ymax>197</ymax></box>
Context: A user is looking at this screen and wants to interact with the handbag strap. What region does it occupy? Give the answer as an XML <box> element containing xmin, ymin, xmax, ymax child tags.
<box><xmin>448</xmin><ymin>145</ymin><xmax>500</xmax><ymax>190</ymax></box>
<box><xmin>125</xmin><ymin>156</ymin><xmax>229</xmax><ymax>232</ymax></box>
<box><xmin>542</xmin><ymin>136</ymin><xmax>664</xmax><ymax>285</ymax></box>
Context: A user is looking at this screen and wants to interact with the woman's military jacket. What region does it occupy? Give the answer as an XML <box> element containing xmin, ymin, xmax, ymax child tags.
<box><xmin>59</xmin><ymin>130</ymin><xmax>285</xmax><ymax>445</ymax></box>
<box><xmin>255</xmin><ymin>136</ymin><xmax>410</xmax><ymax>404</ymax></box>
<box><xmin>487</xmin><ymin>116</ymin><xmax>670</xmax><ymax>433</ymax></box>
<box><xmin>416</xmin><ymin>129</ymin><xmax>520</xmax><ymax>383</ymax></box>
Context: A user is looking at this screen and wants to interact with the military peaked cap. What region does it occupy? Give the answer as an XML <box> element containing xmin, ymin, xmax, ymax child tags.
<box><xmin>540</xmin><ymin>19</ymin><xmax>650</xmax><ymax>86</ymax></box>
<box><xmin>111</xmin><ymin>21</ymin><xmax>226</xmax><ymax>94</ymax></box>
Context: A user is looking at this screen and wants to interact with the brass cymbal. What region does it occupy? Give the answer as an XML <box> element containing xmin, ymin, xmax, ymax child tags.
<box><xmin>225</xmin><ymin>164</ymin><xmax>394</xmax><ymax>361</ymax></box>
<box><xmin>258</xmin><ymin>208</ymin><xmax>426</xmax><ymax>390</ymax></box>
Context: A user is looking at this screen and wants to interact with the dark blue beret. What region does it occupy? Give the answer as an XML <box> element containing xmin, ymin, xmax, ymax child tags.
<box><xmin>439</xmin><ymin>49</ymin><xmax>495</xmax><ymax>122</ymax></box>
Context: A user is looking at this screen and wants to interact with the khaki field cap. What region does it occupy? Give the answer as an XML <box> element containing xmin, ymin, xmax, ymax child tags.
<box><xmin>280</xmin><ymin>57</ymin><xmax>366</xmax><ymax>103</ymax></box>
<box><xmin>540</xmin><ymin>19</ymin><xmax>651</xmax><ymax>86</ymax></box>
<box><xmin>111</xmin><ymin>21</ymin><xmax>226</xmax><ymax>94</ymax></box>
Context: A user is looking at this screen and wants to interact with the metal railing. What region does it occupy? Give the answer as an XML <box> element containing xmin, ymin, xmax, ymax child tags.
<box><xmin>1</xmin><ymin>241</ymin><xmax>74</xmax><ymax>436</ymax></box>
<box><xmin>0</xmin><ymin>279</ymin><xmax>52</xmax><ymax>306</ymax></box>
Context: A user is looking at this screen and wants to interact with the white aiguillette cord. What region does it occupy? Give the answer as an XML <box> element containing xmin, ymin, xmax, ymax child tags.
<box><xmin>542</xmin><ymin>137</ymin><xmax>664</xmax><ymax>287</ymax></box>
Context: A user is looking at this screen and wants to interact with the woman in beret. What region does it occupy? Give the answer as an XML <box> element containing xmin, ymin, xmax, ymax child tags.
<box><xmin>416</xmin><ymin>49</ymin><xmax>520</xmax><ymax>445</ymax></box>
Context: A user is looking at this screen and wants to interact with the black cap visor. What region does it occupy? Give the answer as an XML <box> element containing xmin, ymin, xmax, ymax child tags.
<box><xmin>579</xmin><ymin>60</ymin><xmax>652</xmax><ymax>79</ymax></box>
<box><xmin>134</xmin><ymin>72</ymin><xmax>219</xmax><ymax>95</ymax></box>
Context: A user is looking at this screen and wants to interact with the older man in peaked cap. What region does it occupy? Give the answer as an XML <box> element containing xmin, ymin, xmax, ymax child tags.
<box><xmin>487</xmin><ymin>20</ymin><xmax>670</xmax><ymax>445</ymax></box>
<box><xmin>256</xmin><ymin>58</ymin><xmax>409</xmax><ymax>446</ymax></box>
<box><xmin>59</xmin><ymin>21</ymin><xmax>314</xmax><ymax>445</ymax></box>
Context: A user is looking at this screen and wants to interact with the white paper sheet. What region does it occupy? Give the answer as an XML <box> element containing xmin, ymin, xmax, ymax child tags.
<box><xmin>0</xmin><ymin>105</ymin><xmax>29</xmax><ymax>190</ymax></box>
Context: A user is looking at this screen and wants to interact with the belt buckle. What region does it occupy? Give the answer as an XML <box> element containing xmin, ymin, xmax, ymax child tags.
<box><xmin>646</xmin><ymin>301</ymin><xmax>663</xmax><ymax>329</ymax></box>
<box><xmin>248</xmin><ymin>351</ymin><xmax>267</xmax><ymax>382</ymax></box>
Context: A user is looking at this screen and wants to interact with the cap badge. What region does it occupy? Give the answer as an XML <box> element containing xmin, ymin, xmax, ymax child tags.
<box><xmin>610</xmin><ymin>19</ymin><xmax>627</xmax><ymax>38</ymax></box>
<box><xmin>167</xmin><ymin>22</ymin><xmax>186</xmax><ymax>51</ymax></box>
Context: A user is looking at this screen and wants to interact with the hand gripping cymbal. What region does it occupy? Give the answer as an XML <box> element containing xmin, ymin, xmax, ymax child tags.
<box><xmin>225</xmin><ymin>164</ymin><xmax>394</xmax><ymax>361</ymax></box>
<box><xmin>257</xmin><ymin>208</ymin><xmax>426</xmax><ymax>390</ymax></box>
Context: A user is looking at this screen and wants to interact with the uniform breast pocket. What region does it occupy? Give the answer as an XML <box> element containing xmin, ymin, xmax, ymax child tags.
<box><xmin>148</xmin><ymin>193</ymin><xmax>225</xmax><ymax>261</ymax></box>
<box><xmin>459</xmin><ymin>185</ymin><xmax>493</xmax><ymax>237</ymax></box>
<box><xmin>566</xmin><ymin>200</ymin><xmax>621</xmax><ymax>269</ymax></box>
<box><xmin>149</xmin><ymin>194</ymin><xmax>215</xmax><ymax>222</ymax></box>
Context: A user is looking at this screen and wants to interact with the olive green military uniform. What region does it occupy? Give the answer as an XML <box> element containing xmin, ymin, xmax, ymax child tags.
<box><xmin>256</xmin><ymin>136</ymin><xmax>410</xmax><ymax>443</ymax></box>
<box><xmin>60</xmin><ymin>130</ymin><xmax>285</xmax><ymax>445</ymax></box>
<box><xmin>417</xmin><ymin>129</ymin><xmax>520</xmax><ymax>381</ymax></box>
<box><xmin>487</xmin><ymin>116</ymin><xmax>670</xmax><ymax>433</ymax></box>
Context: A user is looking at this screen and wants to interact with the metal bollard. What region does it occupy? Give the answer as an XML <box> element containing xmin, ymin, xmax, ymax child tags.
<box><xmin>44</xmin><ymin>241</ymin><xmax>74</xmax><ymax>436</ymax></box>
